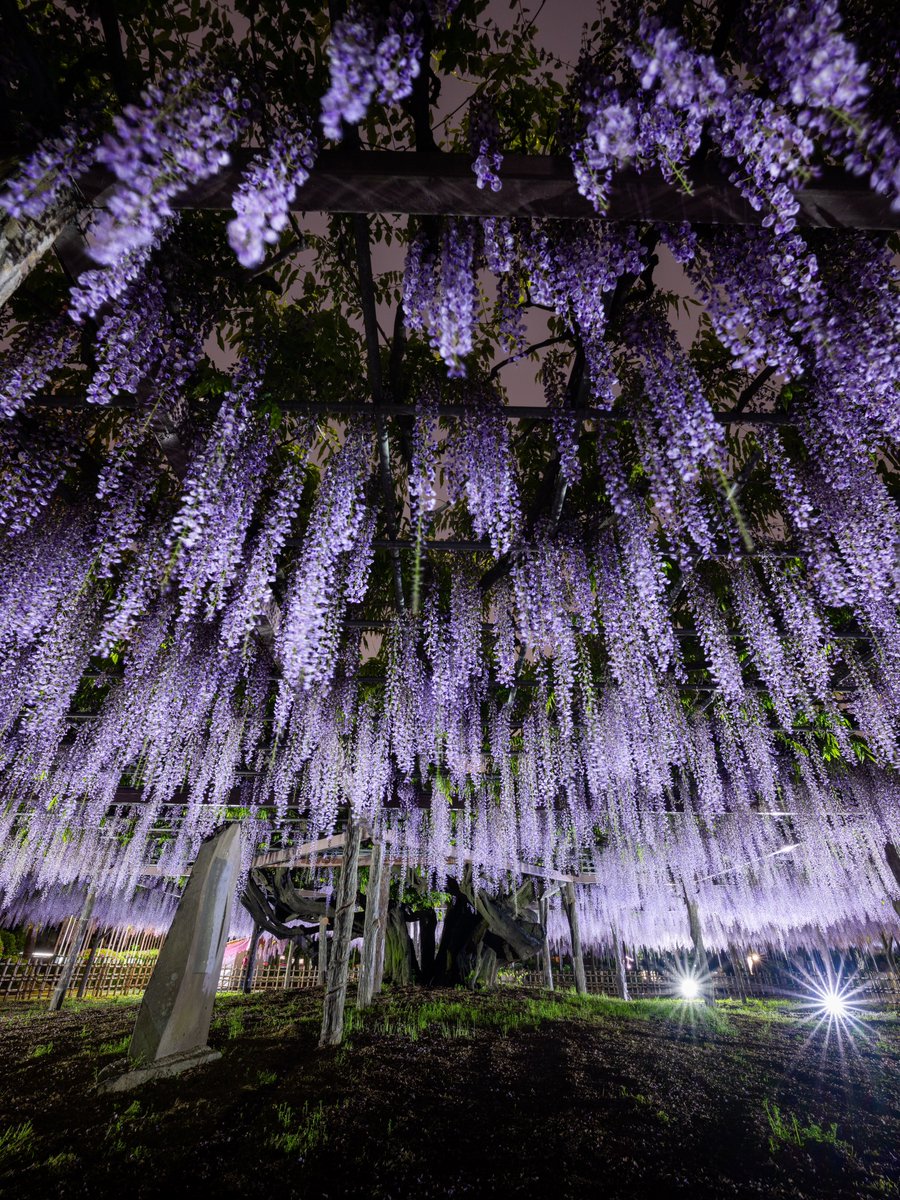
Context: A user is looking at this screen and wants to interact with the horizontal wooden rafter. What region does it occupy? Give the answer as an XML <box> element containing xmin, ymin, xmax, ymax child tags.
<box><xmin>72</xmin><ymin>153</ymin><xmax>900</xmax><ymax>229</ymax></box>
<box><xmin>27</xmin><ymin>395</ymin><xmax>792</xmax><ymax>426</ymax></box>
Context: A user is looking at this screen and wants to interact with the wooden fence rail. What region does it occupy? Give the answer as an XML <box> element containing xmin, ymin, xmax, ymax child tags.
<box><xmin>0</xmin><ymin>957</ymin><xmax>896</xmax><ymax>1005</ymax></box>
<box><xmin>0</xmin><ymin>956</ymin><xmax>353</xmax><ymax>1002</ymax></box>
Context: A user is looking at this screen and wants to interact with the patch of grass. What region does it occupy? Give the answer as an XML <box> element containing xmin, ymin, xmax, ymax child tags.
<box><xmin>98</xmin><ymin>1036</ymin><xmax>130</xmax><ymax>1056</ymax></box>
<box><xmin>31</xmin><ymin>1042</ymin><xmax>53</xmax><ymax>1058</ymax></box>
<box><xmin>349</xmin><ymin>990</ymin><xmax>733</xmax><ymax>1041</ymax></box>
<box><xmin>105</xmin><ymin>1100</ymin><xmax>142</xmax><ymax>1155</ymax></box>
<box><xmin>0</xmin><ymin>1120</ymin><xmax>34</xmax><ymax>1169</ymax></box>
<box><xmin>763</xmin><ymin>1099</ymin><xmax>852</xmax><ymax>1156</ymax></box>
<box><xmin>45</xmin><ymin>1151</ymin><xmax>79</xmax><ymax>1171</ymax></box>
<box><xmin>869</xmin><ymin>1176</ymin><xmax>900</xmax><ymax>1196</ymax></box>
<box><xmin>268</xmin><ymin>1100</ymin><xmax>329</xmax><ymax>1158</ymax></box>
<box><xmin>620</xmin><ymin>1086</ymin><xmax>672</xmax><ymax>1125</ymax></box>
<box><xmin>719</xmin><ymin>998</ymin><xmax>795</xmax><ymax>1023</ymax></box>
<box><xmin>227</xmin><ymin>1009</ymin><xmax>245</xmax><ymax>1040</ymax></box>
<box><xmin>257</xmin><ymin>1068</ymin><xmax>277</xmax><ymax>1085</ymax></box>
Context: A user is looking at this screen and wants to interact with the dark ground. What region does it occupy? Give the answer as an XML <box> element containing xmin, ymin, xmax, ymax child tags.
<box><xmin>0</xmin><ymin>987</ymin><xmax>897</xmax><ymax>1199</ymax></box>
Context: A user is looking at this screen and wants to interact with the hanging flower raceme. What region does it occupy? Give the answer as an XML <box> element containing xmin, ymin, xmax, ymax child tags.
<box><xmin>219</xmin><ymin>450</ymin><xmax>310</xmax><ymax>651</ymax></box>
<box><xmin>444</xmin><ymin>384</ymin><xmax>521</xmax><ymax>556</ymax></box>
<box><xmin>599</xmin><ymin>434</ymin><xmax>680</xmax><ymax>678</ymax></box>
<box><xmin>731</xmin><ymin>562</ymin><xmax>807</xmax><ymax>728</ymax></box>
<box><xmin>748</xmin><ymin>0</ymin><xmax>899</xmax><ymax>209</ymax></box>
<box><xmin>0</xmin><ymin>122</ymin><xmax>97</xmax><ymax>222</ymax></box>
<box><xmin>168</xmin><ymin>359</ymin><xmax>273</xmax><ymax>622</ymax></box>
<box><xmin>519</xmin><ymin>221</ymin><xmax>645</xmax><ymax>406</ymax></box>
<box><xmin>0</xmin><ymin>313</ymin><xmax>79</xmax><ymax>421</ymax></box>
<box><xmin>664</xmin><ymin>225</ymin><xmax>823</xmax><ymax>378</ymax></box>
<box><xmin>624</xmin><ymin>303</ymin><xmax>725</xmax><ymax>561</ymax></box>
<box><xmin>89</xmin><ymin>62</ymin><xmax>246</xmax><ymax>270</ymax></box>
<box><xmin>408</xmin><ymin>381</ymin><xmax>440</xmax><ymax>525</ymax></box>
<box><xmin>573</xmin><ymin>16</ymin><xmax>814</xmax><ymax>234</ymax></box>
<box><xmin>276</xmin><ymin>422</ymin><xmax>373</xmax><ymax>699</ymax></box>
<box><xmin>0</xmin><ymin>411</ymin><xmax>84</xmax><ymax>538</ymax></box>
<box><xmin>469</xmin><ymin>94</ymin><xmax>503</xmax><ymax>191</ymax></box>
<box><xmin>83</xmin><ymin>265</ymin><xmax>172</xmax><ymax>406</ymax></box>
<box><xmin>402</xmin><ymin>218</ymin><xmax>478</xmax><ymax>377</ymax></box>
<box><xmin>321</xmin><ymin>3</ymin><xmax>423</xmax><ymax>141</ymax></box>
<box><xmin>228</xmin><ymin>119</ymin><xmax>317</xmax><ymax>268</ymax></box>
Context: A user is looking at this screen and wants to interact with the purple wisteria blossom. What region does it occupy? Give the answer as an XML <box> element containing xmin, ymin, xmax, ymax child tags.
<box><xmin>228</xmin><ymin>121</ymin><xmax>317</xmax><ymax>268</ymax></box>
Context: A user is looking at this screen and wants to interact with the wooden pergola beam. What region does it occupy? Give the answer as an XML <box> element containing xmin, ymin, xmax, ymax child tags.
<box><xmin>72</xmin><ymin>153</ymin><xmax>900</xmax><ymax>229</ymax></box>
<box><xmin>27</xmin><ymin>394</ymin><xmax>792</xmax><ymax>426</ymax></box>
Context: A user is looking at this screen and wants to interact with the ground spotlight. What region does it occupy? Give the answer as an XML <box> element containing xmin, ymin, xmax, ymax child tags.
<box><xmin>814</xmin><ymin>985</ymin><xmax>852</xmax><ymax>1021</ymax></box>
<box><xmin>679</xmin><ymin>976</ymin><xmax>700</xmax><ymax>1000</ymax></box>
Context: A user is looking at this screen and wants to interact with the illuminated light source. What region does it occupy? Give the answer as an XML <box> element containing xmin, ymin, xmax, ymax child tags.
<box><xmin>679</xmin><ymin>976</ymin><xmax>700</xmax><ymax>1000</ymax></box>
<box><xmin>816</xmin><ymin>986</ymin><xmax>850</xmax><ymax>1020</ymax></box>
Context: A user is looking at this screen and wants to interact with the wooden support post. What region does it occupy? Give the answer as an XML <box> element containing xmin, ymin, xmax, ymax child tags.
<box><xmin>372</xmin><ymin>858</ymin><xmax>392</xmax><ymax>996</ymax></box>
<box><xmin>886</xmin><ymin>843</ymin><xmax>900</xmax><ymax>918</ymax></box>
<box><xmin>317</xmin><ymin>916</ymin><xmax>329</xmax><ymax>986</ymax></box>
<box><xmin>282</xmin><ymin>939</ymin><xmax>295</xmax><ymax>989</ymax></box>
<box><xmin>562</xmin><ymin>882</ymin><xmax>587</xmax><ymax>994</ymax></box>
<box><xmin>320</xmin><ymin>818</ymin><xmax>362</xmax><ymax>1048</ymax></box>
<box><xmin>76</xmin><ymin>926</ymin><xmax>102</xmax><ymax>1000</ymax></box>
<box><xmin>0</xmin><ymin>198</ymin><xmax>82</xmax><ymax>308</ymax></box>
<box><xmin>243</xmin><ymin>922</ymin><xmax>261</xmax><ymax>994</ymax></box>
<box><xmin>611</xmin><ymin>925</ymin><xmax>630</xmax><ymax>1001</ymax></box>
<box><xmin>49</xmin><ymin>887</ymin><xmax>96</xmax><ymax>1012</ymax></box>
<box><xmin>685</xmin><ymin>892</ymin><xmax>714</xmax><ymax>1006</ymax></box>
<box><xmin>357</xmin><ymin>840</ymin><xmax>384</xmax><ymax>1009</ymax></box>
<box><xmin>539</xmin><ymin>892</ymin><xmax>554</xmax><ymax>991</ymax></box>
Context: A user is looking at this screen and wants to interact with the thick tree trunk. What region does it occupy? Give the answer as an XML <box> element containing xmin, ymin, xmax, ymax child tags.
<box><xmin>562</xmin><ymin>882</ymin><xmax>587</xmax><ymax>994</ymax></box>
<box><xmin>49</xmin><ymin>886</ymin><xmax>96</xmax><ymax>1012</ymax></box>
<box><xmin>418</xmin><ymin>906</ymin><xmax>437</xmax><ymax>981</ymax></box>
<box><xmin>611</xmin><ymin>925</ymin><xmax>630</xmax><ymax>1001</ymax></box>
<box><xmin>357</xmin><ymin>840</ymin><xmax>384</xmax><ymax>1009</ymax></box>
<box><xmin>319</xmin><ymin>817</ymin><xmax>362</xmax><ymax>1048</ymax></box>
<box><xmin>432</xmin><ymin>889</ymin><xmax>483</xmax><ymax>985</ymax></box>
<box><xmin>383</xmin><ymin>906</ymin><xmax>420</xmax><ymax>986</ymax></box>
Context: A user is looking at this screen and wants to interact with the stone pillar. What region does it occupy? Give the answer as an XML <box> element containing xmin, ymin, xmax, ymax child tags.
<box><xmin>357</xmin><ymin>840</ymin><xmax>384</xmax><ymax>1009</ymax></box>
<box><xmin>102</xmin><ymin>822</ymin><xmax>242</xmax><ymax>1090</ymax></box>
<box><xmin>320</xmin><ymin>818</ymin><xmax>362</xmax><ymax>1048</ymax></box>
<box><xmin>49</xmin><ymin>886</ymin><xmax>96</xmax><ymax>1012</ymax></box>
<box><xmin>562</xmin><ymin>882</ymin><xmax>587</xmax><ymax>994</ymax></box>
<box><xmin>611</xmin><ymin>925</ymin><xmax>630</xmax><ymax>1001</ymax></box>
<box><xmin>539</xmin><ymin>892</ymin><xmax>554</xmax><ymax>991</ymax></box>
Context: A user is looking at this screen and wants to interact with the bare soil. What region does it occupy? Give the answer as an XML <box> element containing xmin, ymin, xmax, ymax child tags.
<box><xmin>0</xmin><ymin>987</ymin><xmax>898</xmax><ymax>1199</ymax></box>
